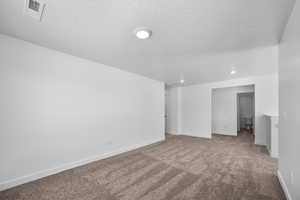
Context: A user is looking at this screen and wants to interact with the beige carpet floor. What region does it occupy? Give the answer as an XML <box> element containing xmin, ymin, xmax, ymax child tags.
<box><xmin>0</xmin><ymin>130</ymin><xmax>286</xmax><ymax>200</ymax></box>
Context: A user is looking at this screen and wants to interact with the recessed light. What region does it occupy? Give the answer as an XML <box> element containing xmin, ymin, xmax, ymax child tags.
<box><xmin>230</xmin><ymin>70</ymin><xmax>236</xmax><ymax>75</ymax></box>
<box><xmin>180</xmin><ymin>79</ymin><xmax>185</xmax><ymax>84</ymax></box>
<box><xmin>134</xmin><ymin>28</ymin><xmax>152</xmax><ymax>40</ymax></box>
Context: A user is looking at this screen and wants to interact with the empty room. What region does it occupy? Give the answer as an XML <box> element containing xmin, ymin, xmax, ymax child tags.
<box><xmin>0</xmin><ymin>0</ymin><xmax>299</xmax><ymax>200</ymax></box>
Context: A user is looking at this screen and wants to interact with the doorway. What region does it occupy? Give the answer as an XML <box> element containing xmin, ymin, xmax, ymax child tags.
<box><xmin>237</xmin><ymin>92</ymin><xmax>255</xmax><ymax>134</ymax></box>
<box><xmin>211</xmin><ymin>84</ymin><xmax>255</xmax><ymax>137</ymax></box>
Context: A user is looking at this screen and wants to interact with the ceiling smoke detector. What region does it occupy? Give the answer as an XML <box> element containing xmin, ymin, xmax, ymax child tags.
<box><xmin>24</xmin><ymin>0</ymin><xmax>46</xmax><ymax>21</ymax></box>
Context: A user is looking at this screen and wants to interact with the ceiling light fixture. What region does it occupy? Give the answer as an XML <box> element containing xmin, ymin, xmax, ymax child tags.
<box><xmin>180</xmin><ymin>79</ymin><xmax>185</xmax><ymax>84</ymax></box>
<box><xmin>230</xmin><ymin>70</ymin><xmax>236</xmax><ymax>75</ymax></box>
<box><xmin>134</xmin><ymin>28</ymin><xmax>152</xmax><ymax>40</ymax></box>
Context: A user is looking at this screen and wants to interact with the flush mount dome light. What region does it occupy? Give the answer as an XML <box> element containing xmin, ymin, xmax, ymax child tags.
<box><xmin>134</xmin><ymin>28</ymin><xmax>152</xmax><ymax>40</ymax></box>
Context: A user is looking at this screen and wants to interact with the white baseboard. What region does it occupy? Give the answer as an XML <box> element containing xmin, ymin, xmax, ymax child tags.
<box><xmin>277</xmin><ymin>170</ymin><xmax>292</xmax><ymax>200</ymax></box>
<box><xmin>268</xmin><ymin>149</ymin><xmax>278</xmax><ymax>158</ymax></box>
<box><xmin>267</xmin><ymin>148</ymin><xmax>272</xmax><ymax>156</ymax></box>
<box><xmin>182</xmin><ymin>132</ymin><xmax>212</xmax><ymax>139</ymax></box>
<box><xmin>254</xmin><ymin>140</ymin><xmax>267</xmax><ymax>146</ymax></box>
<box><xmin>0</xmin><ymin>138</ymin><xmax>163</xmax><ymax>191</ymax></box>
<box><xmin>213</xmin><ymin>132</ymin><xmax>237</xmax><ymax>136</ymax></box>
<box><xmin>165</xmin><ymin>132</ymin><xmax>179</xmax><ymax>135</ymax></box>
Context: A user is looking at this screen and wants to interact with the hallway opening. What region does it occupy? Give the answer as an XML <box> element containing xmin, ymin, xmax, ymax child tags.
<box><xmin>211</xmin><ymin>85</ymin><xmax>255</xmax><ymax>139</ymax></box>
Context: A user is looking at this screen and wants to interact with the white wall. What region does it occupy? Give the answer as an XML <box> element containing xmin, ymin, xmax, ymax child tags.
<box><xmin>174</xmin><ymin>74</ymin><xmax>278</xmax><ymax>143</ymax></box>
<box><xmin>165</xmin><ymin>46</ymin><xmax>278</xmax><ymax>141</ymax></box>
<box><xmin>212</xmin><ymin>85</ymin><xmax>254</xmax><ymax>136</ymax></box>
<box><xmin>165</xmin><ymin>87</ymin><xmax>181</xmax><ymax>134</ymax></box>
<box><xmin>0</xmin><ymin>34</ymin><xmax>165</xmax><ymax>191</ymax></box>
<box><xmin>278</xmin><ymin>0</ymin><xmax>300</xmax><ymax>199</ymax></box>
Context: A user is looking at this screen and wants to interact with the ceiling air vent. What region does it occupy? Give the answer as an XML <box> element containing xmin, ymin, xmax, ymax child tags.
<box><xmin>29</xmin><ymin>0</ymin><xmax>40</xmax><ymax>12</ymax></box>
<box><xmin>24</xmin><ymin>0</ymin><xmax>46</xmax><ymax>21</ymax></box>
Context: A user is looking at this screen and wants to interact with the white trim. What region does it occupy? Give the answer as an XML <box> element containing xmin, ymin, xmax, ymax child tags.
<box><xmin>255</xmin><ymin>140</ymin><xmax>266</xmax><ymax>146</ymax></box>
<box><xmin>0</xmin><ymin>138</ymin><xmax>163</xmax><ymax>191</ymax></box>
<box><xmin>213</xmin><ymin>132</ymin><xmax>238</xmax><ymax>136</ymax></box>
<box><xmin>165</xmin><ymin>132</ymin><xmax>179</xmax><ymax>135</ymax></box>
<box><xmin>270</xmin><ymin>150</ymin><xmax>278</xmax><ymax>158</ymax></box>
<box><xmin>277</xmin><ymin>170</ymin><xmax>292</xmax><ymax>200</ymax></box>
<box><xmin>267</xmin><ymin>148</ymin><xmax>272</xmax><ymax>156</ymax></box>
<box><xmin>182</xmin><ymin>132</ymin><xmax>212</xmax><ymax>139</ymax></box>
